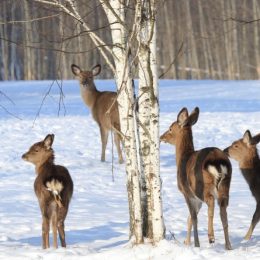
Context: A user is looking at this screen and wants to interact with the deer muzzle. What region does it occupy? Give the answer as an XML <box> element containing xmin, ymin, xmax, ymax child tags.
<box><xmin>223</xmin><ymin>147</ymin><xmax>230</xmax><ymax>156</ymax></box>
<box><xmin>22</xmin><ymin>153</ymin><xmax>28</xmax><ymax>161</ymax></box>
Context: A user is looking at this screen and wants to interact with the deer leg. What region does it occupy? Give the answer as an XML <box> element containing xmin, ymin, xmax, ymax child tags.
<box><xmin>100</xmin><ymin>127</ymin><xmax>108</xmax><ymax>162</ymax></box>
<box><xmin>244</xmin><ymin>202</ymin><xmax>260</xmax><ymax>240</ymax></box>
<box><xmin>218</xmin><ymin>197</ymin><xmax>232</xmax><ymax>250</ymax></box>
<box><xmin>206</xmin><ymin>195</ymin><xmax>215</xmax><ymax>244</ymax></box>
<box><xmin>186</xmin><ymin>197</ymin><xmax>201</xmax><ymax>247</ymax></box>
<box><xmin>114</xmin><ymin>132</ymin><xmax>124</xmax><ymax>164</ymax></box>
<box><xmin>184</xmin><ymin>215</ymin><xmax>192</xmax><ymax>245</ymax></box>
<box><xmin>58</xmin><ymin>221</ymin><xmax>66</xmax><ymax>247</ymax></box>
<box><xmin>42</xmin><ymin>216</ymin><xmax>50</xmax><ymax>249</ymax></box>
<box><xmin>52</xmin><ymin>213</ymin><xmax>58</xmax><ymax>248</ymax></box>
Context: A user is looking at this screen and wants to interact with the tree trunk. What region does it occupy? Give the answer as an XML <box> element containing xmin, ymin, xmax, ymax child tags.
<box><xmin>137</xmin><ymin>0</ymin><xmax>165</xmax><ymax>243</ymax></box>
<box><xmin>253</xmin><ymin>0</ymin><xmax>260</xmax><ymax>78</ymax></box>
<box><xmin>23</xmin><ymin>0</ymin><xmax>33</xmax><ymax>80</ymax></box>
<box><xmin>100</xmin><ymin>0</ymin><xmax>143</xmax><ymax>244</ymax></box>
<box><xmin>0</xmin><ymin>1</ymin><xmax>9</xmax><ymax>80</ymax></box>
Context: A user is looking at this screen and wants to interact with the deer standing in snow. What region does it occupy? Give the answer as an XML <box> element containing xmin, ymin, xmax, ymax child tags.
<box><xmin>224</xmin><ymin>130</ymin><xmax>260</xmax><ymax>240</ymax></box>
<box><xmin>71</xmin><ymin>64</ymin><xmax>123</xmax><ymax>164</ymax></box>
<box><xmin>22</xmin><ymin>134</ymin><xmax>73</xmax><ymax>249</ymax></box>
<box><xmin>160</xmin><ymin>107</ymin><xmax>232</xmax><ymax>249</ymax></box>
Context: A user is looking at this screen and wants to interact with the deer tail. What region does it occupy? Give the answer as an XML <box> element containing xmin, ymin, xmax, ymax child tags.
<box><xmin>45</xmin><ymin>179</ymin><xmax>64</xmax><ymax>208</ymax></box>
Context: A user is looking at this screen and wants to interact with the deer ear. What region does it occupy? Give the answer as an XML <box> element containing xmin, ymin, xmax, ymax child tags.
<box><xmin>43</xmin><ymin>134</ymin><xmax>54</xmax><ymax>149</ymax></box>
<box><xmin>177</xmin><ymin>107</ymin><xmax>189</xmax><ymax>127</ymax></box>
<box><xmin>243</xmin><ymin>130</ymin><xmax>252</xmax><ymax>145</ymax></box>
<box><xmin>188</xmin><ymin>107</ymin><xmax>199</xmax><ymax>126</ymax></box>
<box><xmin>92</xmin><ymin>64</ymin><xmax>101</xmax><ymax>76</ymax></box>
<box><xmin>251</xmin><ymin>133</ymin><xmax>260</xmax><ymax>145</ymax></box>
<box><xmin>71</xmin><ymin>64</ymin><xmax>81</xmax><ymax>76</ymax></box>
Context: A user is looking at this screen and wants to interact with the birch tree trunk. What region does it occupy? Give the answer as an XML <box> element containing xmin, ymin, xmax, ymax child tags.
<box><xmin>27</xmin><ymin>0</ymin><xmax>165</xmax><ymax>245</ymax></box>
<box><xmin>100</xmin><ymin>0</ymin><xmax>143</xmax><ymax>244</ymax></box>
<box><xmin>137</xmin><ymin>0</ymin><xmax>165</xmax><ymax>242</ymax></box>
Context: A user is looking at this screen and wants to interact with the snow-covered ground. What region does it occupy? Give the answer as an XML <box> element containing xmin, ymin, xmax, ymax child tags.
<box><xmin>0</xmin><ymin>79</ymin><xmax>260</xmax><ymax>259</ymax></box>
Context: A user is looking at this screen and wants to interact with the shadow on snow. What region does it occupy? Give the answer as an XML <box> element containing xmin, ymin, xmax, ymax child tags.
<box><xmin>15</xmin><ymin>222</ymin><xmax>128</xmax><ymax>249</ymax></box>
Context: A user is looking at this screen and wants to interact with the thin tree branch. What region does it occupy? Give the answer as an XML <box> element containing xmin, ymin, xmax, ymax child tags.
<box><xmin>0</xmin><ymin>13</ymin><xmax>60</xmax><ymax>25</ymax></box>
<box><xmin>66</xmin><ymin>0</ymin><xmax>116</xmax><ymax>72</ymax></box>
<box><xmin>31</xmin><ymin>0</ymin><xmax>116</xmax><ymax>73</ymax></box>
<box><xmin>61</xmin><ymin>22</ymin><xmax>118</xmax><ymax>42</ymax></box>
<box><xmin>0</xmin><ymin>91</ymin><xmax>21</xmax><ymax>119</ymax></box>
<box><xmin>0</xmin><ymin>36</ymin><xmax>122</xmax><ymax>54</ymax></box>
<box><xmin>0</xmin><ymin>104</ymin><xmax>22</xmax><ymax>120</ymax></box>
<box><xmin>159</xmin><ymin>41</ymin><xmax>184</xmax><ymax>79</ymax></box>
<box><xmin>223</xmin><ymin>17</ymin><xmax>260</xmax><ymax>24</ymax></box>
<box><xmin>0</xmin><ymin>91</ymin><xmax>15</xmax><ymax>106</ymax></box>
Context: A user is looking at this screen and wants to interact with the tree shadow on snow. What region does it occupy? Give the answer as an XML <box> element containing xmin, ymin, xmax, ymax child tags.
<box><xmin>16</xmin><ymin>221</ymin><xmax>128</xmax><ymax>248</ymax></box>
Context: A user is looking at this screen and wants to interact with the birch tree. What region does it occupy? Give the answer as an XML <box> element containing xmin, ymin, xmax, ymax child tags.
<box><xmin>100</xmin><ymin>0</ymin><xmax>143</xmax><ymax>244</ymax></box>
<box><xmin>136</xmin><ymin>0</ymin><xmax>165</xmax><ymax>241</ymax></box>
<box><xmin>24</xmin><ymin>0</ymin><xmax>165</xmax><ymax>245</ymax></box>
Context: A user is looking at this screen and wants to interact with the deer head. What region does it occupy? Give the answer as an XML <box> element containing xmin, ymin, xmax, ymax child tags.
<box><xmin>224</xmin><ymin>130</ymin><xmax>260</xmax><ymax>165</ymax></box>
<box><xmin>22</xmin><ymin>134</ymin><xmax>55</xmax><ymax>167</ymax></box>
<box><xmin>71</xmin><ymin>64</ymin><xmax>101</xmax><ymax>87</ymax></box>
<box><xmin>160</xmin><ymin>107</ymin><xmax>199</xmax><ymax>145</ymax></box>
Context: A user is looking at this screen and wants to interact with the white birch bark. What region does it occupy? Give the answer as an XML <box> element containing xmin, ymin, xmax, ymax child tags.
<box><xmin>137</xmin><ymin>0</ymin><xmax>165</xmax><ymax>243</ymax></box>
<box><xmin>100</xmin><ymin>0</ymin><xmax>143</xmax><ymax>244</ymax></box>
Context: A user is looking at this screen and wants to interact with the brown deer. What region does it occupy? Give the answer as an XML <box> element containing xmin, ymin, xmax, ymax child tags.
<box><xmin>160</xmin><ymin>107</ymin><xmax>232</xmax><ymax>250</ymax></box>
<box><xmin>71</xmin><ymin>64</ymin><xmax>123</xmax><ymax>164</ymax></box>
<box><xmin>224</xmin><ymin>130</ymin><xmax>260</xmax><ymax>240</ymax></box>
<box><xmin>22</xmin><ymin>134</ymin><xmax>73</xmax><ymax>249</ymax></box>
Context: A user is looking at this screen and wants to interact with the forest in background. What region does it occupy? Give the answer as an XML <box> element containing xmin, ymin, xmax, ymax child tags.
<box><xmin>0</xmin><ymin>0</ymin><xmax>260</xmax><ymax>80</ymax></box>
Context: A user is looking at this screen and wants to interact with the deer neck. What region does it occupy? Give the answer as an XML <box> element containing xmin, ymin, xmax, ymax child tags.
<box><xmin>80</xmin><ymin>83</ymin><xmax>100</xmax><ymax>109</ymax></box>
<box><xmin>35</xmin><ymin>156</ymin><xmax>55</xmax><ymax>175</ymax></box>
<box><xmin>175</xmin><ymin>129</ymin><xmax>195</xmax><ymax>167</ymax></box>
<box><xmin>239</xmin><ymin>150</ymin><xmax>260</xmax><ymax>170</ymax></box>
<box><xmin>240</xmin><ymin>157</ymin><xmax>260</xmax><ymax>187</ymax></box>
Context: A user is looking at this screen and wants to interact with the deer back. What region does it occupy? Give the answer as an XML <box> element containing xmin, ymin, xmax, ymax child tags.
<box><xmin>34</xmin><ymin>164</ymin><xmax>73</xmax><ymax>211</ymax></box>
<box><xmin>185</xmin><ymin>148</ymin><xmax>231</xmax><ymax>200</ymax></box>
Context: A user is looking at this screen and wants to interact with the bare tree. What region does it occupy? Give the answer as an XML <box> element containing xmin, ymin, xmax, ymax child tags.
<box><xmin>24</xmin><ymin>0</ymin><xmax>165</xmax><ymax>245</ymax></box>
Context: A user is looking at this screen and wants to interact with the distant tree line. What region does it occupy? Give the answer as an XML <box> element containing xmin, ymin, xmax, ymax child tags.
<box><xmin>0</xmin><ymin>0</ymin><xmax>259</xmax><ymax>80</ymax></box>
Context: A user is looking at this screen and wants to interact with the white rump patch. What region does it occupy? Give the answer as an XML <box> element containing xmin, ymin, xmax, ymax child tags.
<box><xmin>207</xmin><ymin>165</ymin><xmax>220</xmax><ymax>179</ymax></box>
<box><xmin>46</xmin><ymin>179</ymin><xmax>63</xmax><ymax>195</ymax></box>
<box><xmin>207</xmin><ymin>164</ymin><xmax>227</xmax><ymax>180</ymax></box>
<box><xmin>208</xmin><ymin>164</ymin><xmax>228</xmax><ymax>196</ymax></box>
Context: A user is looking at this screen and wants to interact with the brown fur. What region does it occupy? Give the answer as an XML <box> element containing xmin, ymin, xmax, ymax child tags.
<box><xmin>71</xmin><ymin>64</ymin><xmax>123</xmax><ymax>164</ymax></box>
<box><xmin>160</xmin><ymin>107</ymin><xmax>232</xmax><ymax>249</ymax></box>
<box><xmin>22</xmin><ymin>134</ymin><xmax>73</xmax><ymax>249</ymax></box>
<box><xmin>224</xmin><ymin>130</ymin><xmax>260</xmax><ymax>240</ymax></box>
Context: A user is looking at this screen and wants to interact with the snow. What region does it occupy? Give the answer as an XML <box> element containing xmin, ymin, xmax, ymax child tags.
<box><xmin>0</xmin><ymin>79</ymin><xmax>260</xmax><ymax>259</ymax></box>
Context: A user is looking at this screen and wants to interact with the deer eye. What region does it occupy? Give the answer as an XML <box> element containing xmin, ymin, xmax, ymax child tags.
<box><xmin>34</xmin><ymin>149</ymin><xmax>39</xmax><ymax>152</ymax></box>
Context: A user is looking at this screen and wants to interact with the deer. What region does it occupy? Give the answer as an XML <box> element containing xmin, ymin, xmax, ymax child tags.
<box><xmin>22</xmin><ymin>134</ymin><xmax>73</xmax><ymax>249</ymax></box>
<box><xmin>71</xmin><ymin>64</ymin><xmax>123</xmax><ymax>164</ymax></box>
<box><xmin>160</xmin><ymin>107</ymin><xmax>232</xmax><ymax>250</ymax></box>
<box><xmin>224</xmin><ymin>130</ymin><xmax>260</xmax><ymax>240</ymax></box>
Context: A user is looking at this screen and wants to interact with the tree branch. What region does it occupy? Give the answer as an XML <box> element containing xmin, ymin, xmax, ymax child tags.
<box><xmin>159</xmin><ymin>41</ymin><xmax>184</xmax><ymax>79</ymax></box>
<box><xmin>0</xmin><ymin>36</ymin><xmax>122</xmax><ymax>54</ymax></box>
<box><xmin>31</xmin><ymin>0</ymin><xmax>116</xmax><ymax>73</ymax></box>
<box><xmin>0</xmin><ymin>13</ymin><xmax>60</xmax><ymax>25</ymax></box>
<box><xmin>224</xmin><ymin>17</ymin><xmax>260</xmax><ymax>24</ymax></box>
